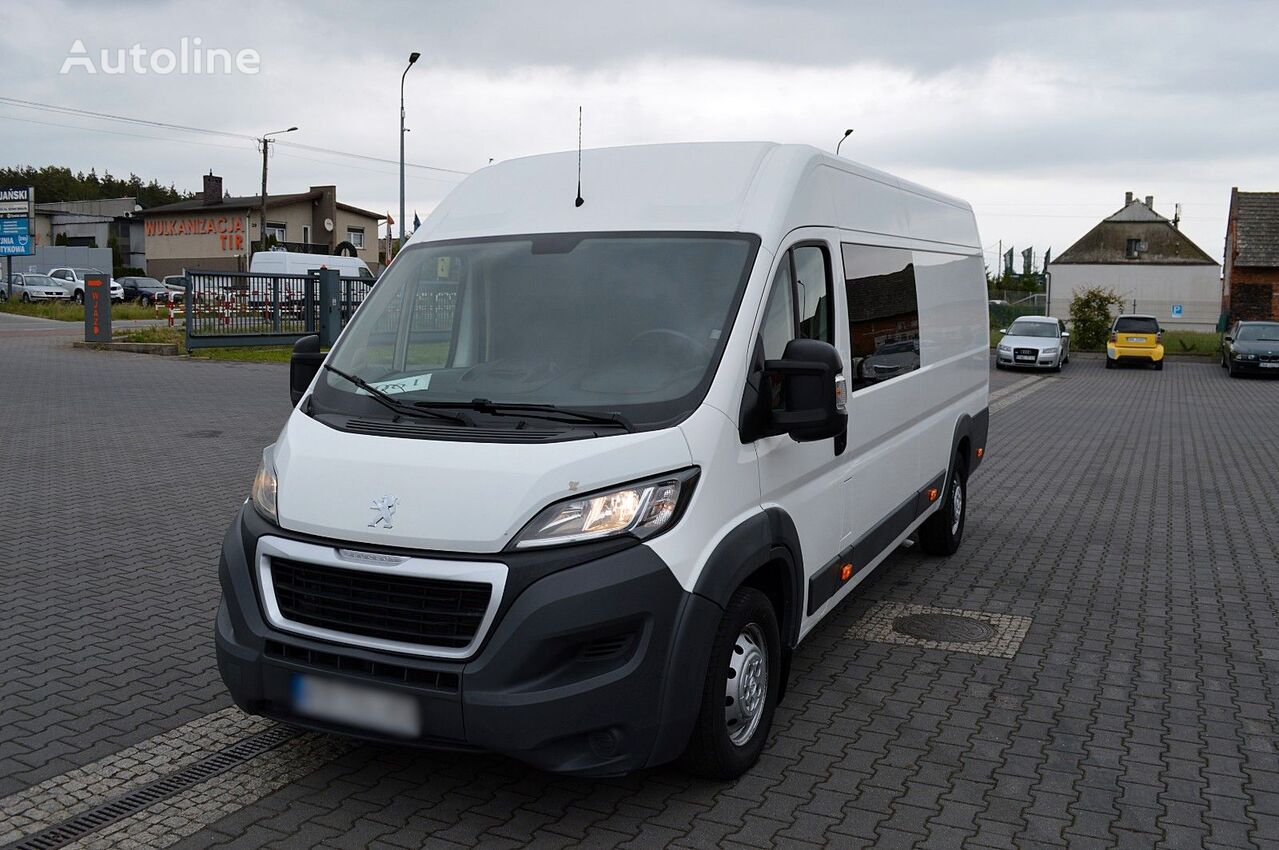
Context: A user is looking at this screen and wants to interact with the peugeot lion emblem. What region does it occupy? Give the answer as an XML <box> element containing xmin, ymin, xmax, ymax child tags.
<box><xmin>367</xmin><ymin>495</ymin><xmax>399</xmax><ymax>529</ymax></box>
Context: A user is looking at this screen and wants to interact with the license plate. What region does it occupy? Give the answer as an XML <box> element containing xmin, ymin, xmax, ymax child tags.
<box><xmin>1015</xmin><ymin>355</ymin><xmax>1035</xmax><ymax>361</ymax></box>
<box><xmin>1261</xmin><ymin>362</ymin><xmax>1279</xmax><ymax>369</ymax></box>
<box><xmin>1126</xmin><ymin>337</ymin><xmax>1145</xmax><ymax>342</ymax></box>
<box><xmin>291</xmin><ymin>674</ymin><xmax>421</xmax><ymax>737</ymax></box>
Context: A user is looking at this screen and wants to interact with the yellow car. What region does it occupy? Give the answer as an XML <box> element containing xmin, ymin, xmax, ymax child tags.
<box><xmin>1106</xmin><ymin>314</ymin><xmax>1165</xmax><ymax>370</ymax></box>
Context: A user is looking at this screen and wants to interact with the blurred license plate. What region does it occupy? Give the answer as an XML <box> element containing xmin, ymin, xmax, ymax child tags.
<box><xmin>1261</xmin><ymin>362</ymin><xmax>1279</xmax><ymax>369</ymax></box>
<box><xmin>1127</xmin><ymin>337</ymin><xmax>1145</xmax><ymax>342</ymax></box>
<box><xmin>292</xmin><ymin>674</ymin><xmax>420</xmax><ymax>737</ymax></box>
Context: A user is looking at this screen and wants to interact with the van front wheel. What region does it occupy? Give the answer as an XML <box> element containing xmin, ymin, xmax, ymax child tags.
<box><xmin>919</xmin><ymin>453</ymin><xmax>967</xmax><ymax>556</ymax></box>
<box><xmin>680</xmin><ymin>587</ymin><xmax>780</xmax><ymax>780</ymax></box>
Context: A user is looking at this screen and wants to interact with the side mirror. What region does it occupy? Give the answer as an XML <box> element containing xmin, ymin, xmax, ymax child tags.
<box><xmin>289</xmin><ymin>335</ymin><xmax>324</xmax><ymax>406</ymax></box>
<box><xmin>1224</xmin><ymin>335</ymin><xmax>1233</xmax><ymax>343</ymax></box>
<box><xmin>998</xmin><ymin>328</ymin><xmax>1008</xmax><ymax>334</ymax></box>
<box><xmin>764</xmin><ymin>339</ymin><xmax>847</xmax><ymax>442</ymax></box>
<box><xmin>1060</xmin><ymin>330</ymin><xmax>1070</xmax><ymax>339</ymax></box>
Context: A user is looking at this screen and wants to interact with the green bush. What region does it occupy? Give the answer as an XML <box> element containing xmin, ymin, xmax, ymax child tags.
<box><xmin>1068</xmin><ymin>286</ymin><xmax>1126</xmax><ymax>350</ymax></box>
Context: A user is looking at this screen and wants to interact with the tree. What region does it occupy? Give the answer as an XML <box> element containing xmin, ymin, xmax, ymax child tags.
<box><xmin>1068</xmin><ymin>286</ymin><xmax>1126</xmax><ymax>350</ymax></box>
<box><xmin>0</xmin><ymin>165</ymin><xmax>191</xmax><ymax>207</ymax></box>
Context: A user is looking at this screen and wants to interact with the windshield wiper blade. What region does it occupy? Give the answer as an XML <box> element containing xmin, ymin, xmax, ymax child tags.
<box><xmin>322</xmin><ymin>365</ymin><xmax>470</xmax><ymax>426</ymax></box>
<box><xmin>418</xmin><ymin>398</ymin><xmax>634</xmax><ymax>432</ymax></box>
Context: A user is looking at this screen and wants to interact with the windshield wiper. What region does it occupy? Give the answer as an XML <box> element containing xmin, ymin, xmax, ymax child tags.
<box><xmin>322</xmin><ymin>365</ymin><xmax>470</xmax><ymax>426</ymax></box>
<box><xmin>417</xmin><ymin>398</ymin><xmax>634</xmax><ymax>432</ymax></box>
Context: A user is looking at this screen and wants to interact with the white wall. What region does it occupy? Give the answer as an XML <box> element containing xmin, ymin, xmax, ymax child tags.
<box><xmin>1047</xmin><ymin>263</ymin><xmax>1222</xmax><ymax>331</ymax></box>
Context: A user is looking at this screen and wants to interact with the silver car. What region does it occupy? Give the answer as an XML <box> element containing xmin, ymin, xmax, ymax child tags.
<box><xmin>4</xmin><ymin>273</ymin><xmax>71</xmax><ymax>302</ymax></box>
<box><xmin>995</xmin><ymin>315</ymin><xmax>1070</xmax><ymax>371</ymax></box>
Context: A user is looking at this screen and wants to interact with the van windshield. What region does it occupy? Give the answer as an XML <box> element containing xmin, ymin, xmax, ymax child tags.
<box><xmin>314</xmin><ymin>233</ymin><xmax>758</xmax><ymax>432</ymax></box>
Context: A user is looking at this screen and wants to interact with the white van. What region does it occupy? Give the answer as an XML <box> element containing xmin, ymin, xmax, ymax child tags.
<box><xmin>215</xmin><ymin>142</ymin><xmax>989</xmax><ymax>778</ymax></box>
<box><xmin>248</xmin><ymin>250</ymin><xmax>375</xmax><ymax>280</ymax></box>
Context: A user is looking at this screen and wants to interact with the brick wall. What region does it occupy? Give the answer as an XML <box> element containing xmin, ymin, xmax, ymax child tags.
<box><xmin>1227</xmin><ymin>266</ymin><xmax>1279</xmax><ymax>321</ymax></box>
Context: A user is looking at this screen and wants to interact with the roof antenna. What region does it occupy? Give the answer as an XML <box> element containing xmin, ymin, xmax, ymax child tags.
<box><xmin>575</xmin><ymin>106</ymin><xmax>584</xmax><ymax>208</ymax></box>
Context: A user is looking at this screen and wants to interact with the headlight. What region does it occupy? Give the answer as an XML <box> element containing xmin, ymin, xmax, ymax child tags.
<box><xmin>250</xmin><ymin>445</ymin><xmax>278</xmax><ymax>523</ymax></box>
<box><xmin>1240</xmin><ymin>353</ymin><xmax>1258</xmax><ymax>360</ymax></box>
<box><xmin>997</xmin><ymin>344</ymin><xmax>1011</xmax><ymax>352</ymax></box>
<box><xmin>512</xmin><ymin>469</ymin><xmax>697</xmax><ymax>548</ymax></box>
<box><xmin>1042</xmin><ymin>347</ymin><xmax>1058</xmax><ymax>355</ymax></box>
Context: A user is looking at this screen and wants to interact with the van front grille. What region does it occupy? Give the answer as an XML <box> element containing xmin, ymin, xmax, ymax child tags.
<box><xmin>269</xmin><ymin>557</ymin><xmax>492</xmax><ymax>649</ymax></box>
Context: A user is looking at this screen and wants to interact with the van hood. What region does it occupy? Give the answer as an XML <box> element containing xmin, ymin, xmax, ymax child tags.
<box><xmin>272</xmin><ymin>409</ymin><xmax>694</xmax><ymax>553</ymax></box>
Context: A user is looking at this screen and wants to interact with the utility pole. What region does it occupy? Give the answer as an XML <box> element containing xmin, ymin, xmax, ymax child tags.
<box><xmin>400</xmin><ymin>52</ymin><xmax>421</xmax><ymax>250</ymax></box>
<box><xmin>257</xmin><ymin>127</ymin><xmax>297</xmax><ymax>256</ymax></box>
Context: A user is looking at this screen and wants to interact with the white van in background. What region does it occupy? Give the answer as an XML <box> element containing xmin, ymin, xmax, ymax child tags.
<box><xmin>215</xmin><ymin>142</ymin><xmax>989</xmax><ymax>779</ymax></box>
<box><xmin>248</xmin><ymin>250</ymin><xmax>375</xmax><ymax>280</ymax></box>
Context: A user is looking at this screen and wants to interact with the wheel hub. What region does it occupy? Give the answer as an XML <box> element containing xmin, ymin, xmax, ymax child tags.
<box><xmin>951</xmin><ymin>479</ymin><xmax>964</xmax><ymax>535</ymax></box>
<box><xmin>724</xmin><ymin>623</ymin><xmax>768</xmax><ymax>746</ymax></box>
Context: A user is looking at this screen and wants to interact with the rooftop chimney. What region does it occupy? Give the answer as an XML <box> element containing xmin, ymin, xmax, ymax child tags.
<box><xmin>1125</xmin><ymin>191</ymin><xmax>1134</xmax><ymax>205</ymax></box>
<box><xmin>203</xmin><ymin>172</ymin><xmax>223</xmax><ymax>206</ymax></box>
<box><xmin>1145</xmin><ymin>195</ymin><xmax>1154</xmax><ymax>209</ymax></box>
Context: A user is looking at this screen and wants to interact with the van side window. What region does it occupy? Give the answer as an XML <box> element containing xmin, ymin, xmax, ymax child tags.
<box><xmin>842</xmin><ymin>244</ymin><xmax>920</xmax><ymax>392</ymax></box>
<box><xmin>793</xmin><ymin>245</ymin><xmax>833</xmax><ymax>345</ymax></box>
<box><xmin>759</xmin><ymin>258</ymin><xmax>795</xmax><ymax>360</ymax></box>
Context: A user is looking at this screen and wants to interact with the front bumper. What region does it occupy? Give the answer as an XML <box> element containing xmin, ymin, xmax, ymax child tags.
<box><xmin>996</xmin><ymin>350</ymin><xmax>1058</xmax><ymax>368</ymax></box>
<box><xmin>1229</xmin><ymin>357</ymin><xmax>1279</xmax><ymax>373</ymax></box>
<box><xmin>215</xmin><ymin>504</ymin><xmax>721</xmax><ymax>775</ymax></box>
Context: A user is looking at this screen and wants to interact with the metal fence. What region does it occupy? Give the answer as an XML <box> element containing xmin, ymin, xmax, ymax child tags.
<box><xmin>183</xmin><ymin>269</ymin><xmax>374</xmax><ymax>349</ymax></box>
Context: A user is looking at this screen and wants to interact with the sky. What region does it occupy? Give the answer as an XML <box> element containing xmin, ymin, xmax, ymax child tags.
<box><xmin>3</xmin><ymin>0</ymin><xmax>1278</xmax><ymax>273</ymax></box>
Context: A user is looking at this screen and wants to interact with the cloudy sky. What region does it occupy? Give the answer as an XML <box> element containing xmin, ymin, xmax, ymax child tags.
<box><xmin>3</xmin><ymin>0</ymin><xmax>1278</xmax><ymax>272</ymax></box>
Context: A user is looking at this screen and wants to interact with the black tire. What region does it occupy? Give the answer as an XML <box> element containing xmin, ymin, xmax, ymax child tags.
<box><xmin>919</xmin><ymin>452</ymin><xmax>968</xmax><ymax>556</ymax></box>
<box><xmin>21</xmin><ymin>292</ymin><xmax>31</xmax><ymax>303</ymax></box>
<box><xmin>73</xmin><ymin>290</ymin><xmax>84</xmax><ymax>304</ymax></box>
<box><xmin>1228</xmin><ymin>359</ymin><xmax>1239</xmax><ymax>378</ymax></box>
<box><xmin>1052</xmin><ymin>355</ymin><xmax>1062</xmax><ymax>373</ymax></box>
<box><xmin>681</xmin><ymin>587</ymin><xmax>781</xmax><ymax>780</ymax></box>
<box><xmin>140</xmin><ymin>295</ymin><xmax>151</xmax><ymax>307</ymax></box>
<box><xmin>1154</xmin><ymin>360</ymin><xmax>1163</xmax><ymax>371</ymax></box>
<box><xmin>1105</xmin><ymin>358</ymin><xmax>1115</xmax><ymax>370</ymax></box>
<box><xmin>1221</xmin><ymin>350</ymin><xmax>1228</xmax><ymax>368</ymax></box>
<box><xmin>994</xmin><ymin>362</ymin><xmax>1005</xmax><ymax>370</ymax></box>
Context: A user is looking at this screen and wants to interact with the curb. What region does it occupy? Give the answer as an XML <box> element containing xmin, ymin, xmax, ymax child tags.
<box><xmin>72</xmin><ymin>341</ymin><xmax>181</xmax><ymax>356</ymax></box>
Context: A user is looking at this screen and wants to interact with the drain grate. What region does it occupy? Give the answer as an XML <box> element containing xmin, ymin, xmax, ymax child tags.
<box><xmin>1</xmin><ymin>725</ymin><xmax>303</xmax><ymax>850</ymax></box>
<box><xmin>892</xmin><ymin>612</ymin><xmax>996</xmax><ymax>643</ymax></box>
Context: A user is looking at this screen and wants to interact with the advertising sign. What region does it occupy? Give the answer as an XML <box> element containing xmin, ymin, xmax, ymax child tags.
<box><xmin>84</xmin><ymin>274</ymin><xmax>112</xmax><ymax>342</ymax></box>
<box><xmin>0</xmin><ymin>186</ymin><xmax>34</xmax><ymax>257</ymax></box>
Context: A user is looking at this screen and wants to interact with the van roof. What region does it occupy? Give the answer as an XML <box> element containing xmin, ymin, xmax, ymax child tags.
<box><xmin>413</xmin><ymin>142</ymin><xmax>979</xmax><ymax>251</ymax></box>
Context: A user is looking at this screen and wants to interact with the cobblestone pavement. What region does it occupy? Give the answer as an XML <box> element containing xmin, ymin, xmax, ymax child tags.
<box><xmin>3</xmin><ymin>320</ymin><xmax>1278</xmax><ymax>849</ymax></box>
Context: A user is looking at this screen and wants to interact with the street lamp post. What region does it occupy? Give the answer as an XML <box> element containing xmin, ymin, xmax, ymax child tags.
<box><xmin>836</xmin><ymin>128</ymin><xmax>854</xmax><ymax>156</ymax></box>
<box><xmin>400</xmin><ymin>51</ymin><xmax>421</xmax><ymax>249</ymax></box>
<box><xmin>258</xmin><ymin>126</ymin><xmax>297</xmax><ymax>256</ymax></box>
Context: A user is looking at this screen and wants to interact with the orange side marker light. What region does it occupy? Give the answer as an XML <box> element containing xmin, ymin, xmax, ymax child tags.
<box><xmin>839</xmin><ymin>564</ymin><xmax>853</xmax><ymax>582</ymax></box>
<box><xmin>976</xmin><ymin>447</ymin><xmax>984</xmax><ymax>458</ymax></box>
<box><xmin>927</xmin><ymin>488</ymin><xmax>939</xmax><ymax>502</ymax></box>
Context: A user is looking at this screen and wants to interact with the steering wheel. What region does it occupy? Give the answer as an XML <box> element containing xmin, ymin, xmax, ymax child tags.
<box><xmin>627</xmin><ymin>328</ymin><xmax>713</xmax><ymax>362</ymax></box>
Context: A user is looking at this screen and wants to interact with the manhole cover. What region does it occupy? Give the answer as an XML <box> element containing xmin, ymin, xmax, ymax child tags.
<box><xmin>892</xmin><ymin>613</ymin><xmax>997</xmax><ymax>643</ymax></box>
<box><xmin>182</xmin><ymin>429</ymin><xmax>223</xmax><ymax>439</ymax></box>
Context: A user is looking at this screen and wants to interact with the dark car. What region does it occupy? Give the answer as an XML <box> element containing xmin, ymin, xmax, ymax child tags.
<box><xmin>118</xmin><ymin>276</ymin><xmax>172</xmax><ymax>306</ymax></box>
<box><xmin>1221</xmin><ymin>320</ymin><xmax>1279</xmax><ymax>377</ymax></box>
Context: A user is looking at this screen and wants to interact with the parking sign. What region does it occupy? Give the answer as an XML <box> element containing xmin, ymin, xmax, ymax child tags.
<box><xmin>1171</xmin><ymin>304</ymin><xmax>1183</xmax><ymax>318</ymax></box>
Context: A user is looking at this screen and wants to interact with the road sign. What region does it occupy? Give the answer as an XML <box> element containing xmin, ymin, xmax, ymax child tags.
<box><xmin>0</xmin><ymin>186</ymin><xmax>34</xmax><ymax>257</ymax></box>
<box><xmin>1171</xmin><ymin>304</ymin><xmax>1184</xmax><ymax>318</ymax></box>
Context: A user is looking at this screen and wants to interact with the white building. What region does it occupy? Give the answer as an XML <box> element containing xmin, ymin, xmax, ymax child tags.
<box><xmin>1047</xmin><ymin>193</ymin><xmax>1220</xmax><ymax>331</ymax></box>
